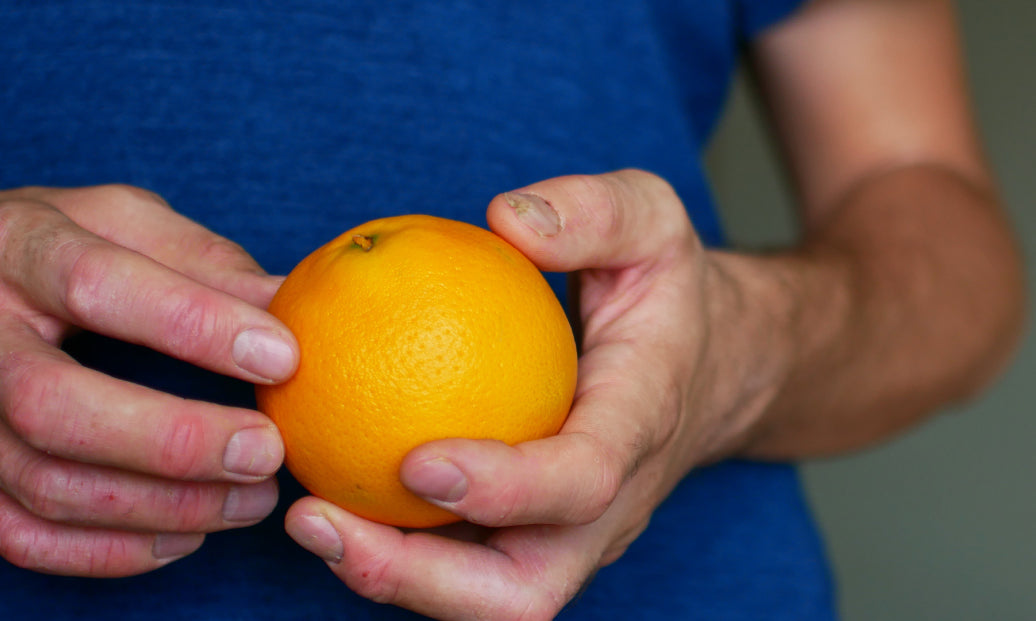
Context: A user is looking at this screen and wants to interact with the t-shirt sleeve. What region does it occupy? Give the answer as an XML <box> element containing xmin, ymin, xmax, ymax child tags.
<box><xmin>736</xmin><ymin>0</ymin><xmax>808</xmax><ymax>39</ymax></box>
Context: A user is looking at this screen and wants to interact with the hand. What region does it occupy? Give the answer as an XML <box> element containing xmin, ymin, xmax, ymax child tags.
<box><xmin>0</xmin><ymin>184</ymin><xmax>298</xmax><ymax>577</ymax></box>
<box><xmin>284</xmin><ymin>170</ymin><xmax>775</xmax><ymax>620</ymax></box>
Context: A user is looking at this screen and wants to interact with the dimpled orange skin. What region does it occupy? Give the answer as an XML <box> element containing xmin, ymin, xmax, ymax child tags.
<box><xmin>255</xmin><ymin>215</ymin><xmax>578</xmax><ymax>528</ymax></box>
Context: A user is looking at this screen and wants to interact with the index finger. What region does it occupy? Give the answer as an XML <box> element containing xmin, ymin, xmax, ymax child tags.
<box><xmin>0</xmin><ymin>200</ymin><xmax>297</xmax><ymax>383</ymax></box>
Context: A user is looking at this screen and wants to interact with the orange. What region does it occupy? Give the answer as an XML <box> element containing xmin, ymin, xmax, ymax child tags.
<box><xmin>255</xmin><ymin>214</ymin><xmax>578</xmax><ymax>528</ymax></box>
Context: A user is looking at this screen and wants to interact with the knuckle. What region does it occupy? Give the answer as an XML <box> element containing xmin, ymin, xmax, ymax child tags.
<box><xmin>455</xmin><ymin>443</ymin><xmax>533</xmax><ymax>527</ymax></box>
<box><xmin>84</xmin><ymin>536</ymin><xmax>133</xmax><ymax>576</ymax></box>
<box><xmin>156</xmin><ymin>483</ymin><xmax>213</xmax><ymax>531</ymax></box>
<box><xmin>572</xmin><ymin>174</ymin><xmax>628</xmax><ymax>241</ymax></box>
<box><xmin>92</xmin><ymin>183</ymin><xmax>168</xmax><ymax>211</ymax></box>
<box><xmin>0</xmin><ymin>199</ymin><xmax>65</xmax><ymax>270</ymax></box>
<box><xmin>612</xmin><ymin>168</ymin><xmax>678</xmax><ymax>208</ymax></box>
<box><xmin>619</xmin><ymin>167</ymin><xmax>673</xmax><ymax>196</ymax></box>
<box><xmin>569</xmin><ymin>174</ymin><xmax>615</xmax><ymax>212</ymax></box>
<box><xmin>156</xmin><ymin>410</ymin><xmax>212</xmax><ymax>480</ymax></box>
<box><xmin>0</xmin><ymin>353</ymin><xmax>67</xmax><ymax>452</ymax></box>
<box><xmin>57</xmin><ymin>184</ymin><xmax>170</xmax><ymax>231</ymax></box>
<box><xmin>160</xmin><ymin>293</ymin><xmax>229</xmax><ymax>362</ymax></box>
<box><xmin>61</xmin><ymin>241</ymin><xmax>117</xmax><ymax>324</ymax></box>
<box><xmin>577</xmin><ymin>435</ymin><xmax>626</xmax><ymax>522</ymax></box>
<box><xmin>497</xmin><ymin>583</ymin><xmax>568</xmax><ymax>621</ymax></box>
<box><xmin>655</xmin><ymin>381</ymin><xmax>683</xmax><ymax>446</ymax></box>
<box><xmin>7</xmin><ymin>433</ymin><xmax>215</xmax><ymax>530</ymax></box>
<box><xmin>618</xmin><ymin>169</ymin><xmax>692</xmax><ymax>236</ymax></box>
<box><xmin>469</xmin><ymin>480</ymin><xmax>528</xmax><ymax>528</ymax></box>
<box><xmin>0</xmin><ymin>197</ymin><xmax>37</xmax><ymax>238</ymax></box>
<box><xmin>515</xmin><ymin>596</ymin><xmax>565</xmax><ymax>621</ymax></box>
<box><xmin>581</xmin><ymin>475</ymin><xmax>620</xmax><ymax>523</ymax></box>
<box><xmin>193</xmin><ymin>235</ymin><xmax>259</xmax><ymax>272</ymax></box>
<box><xmin>511</xmin><ymin>555</ymin><xmax>596</xmax><ymax>620</ymax></box>
<box><xmin>0</xmin><ymin>201</ymin><xmax>22</xmax><ymax>250</ymax></box>
<box><xmin>0</xmin><ymin>486</ymin><xmax>147</xmax><ymax>578</ymax></box>
<box><xmin>0</xmin><ymin>507</ymin><xmax>45</xmax><ymax>571</ymax></box>
<box><xmin>13</xmin><ymin>457</ymin><xmax>79</xmax><ymax>523</ymax></box>
<box><xmin>345</xmin><ymin>552</ymin><xmax>400</xmax><ymax>604</ymax></box>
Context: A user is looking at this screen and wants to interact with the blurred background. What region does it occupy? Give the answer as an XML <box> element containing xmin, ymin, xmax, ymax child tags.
<box><xmin>706</xmin><ymin>1</ymin><xmax>1035</xmax><ymax>619</ymax></box>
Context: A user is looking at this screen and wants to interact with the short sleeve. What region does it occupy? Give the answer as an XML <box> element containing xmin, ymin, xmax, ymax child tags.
<box><xmin>736</xmin><ymin>0</ymin><xmax>808</xmax><ymax>39</ymax></box>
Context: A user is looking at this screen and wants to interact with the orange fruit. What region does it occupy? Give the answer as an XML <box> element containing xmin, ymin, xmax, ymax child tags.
<box><xmin>255</xmin><ymin>214</ymin><xmax>578</xmax><ymax>528</ymax></box>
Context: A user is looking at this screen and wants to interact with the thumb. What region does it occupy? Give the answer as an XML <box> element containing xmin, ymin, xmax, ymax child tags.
<box><xmin>486</xmin><ymin>169</ymin><xmax>696</xmax><ymax>272</ymax></box>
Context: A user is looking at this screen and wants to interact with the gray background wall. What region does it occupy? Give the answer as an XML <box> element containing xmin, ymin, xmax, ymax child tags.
<box><xmin>705</xmin><ymin>1</ymin><xmax>1035</xmax><ymax>619</ymax></box>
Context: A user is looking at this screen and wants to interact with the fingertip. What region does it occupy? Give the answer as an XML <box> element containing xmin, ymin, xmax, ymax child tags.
<box><xmin>222</xmin><ymin>478</ymin><xmax>281</xmax><ymax>523</ymax></box>
<box><xmin>232</xmin><ymin>327</ymin><xmax>299</xmax><ymax>383</ymax></box>
<box><xmin>487</xmin><ymin>179</ymin><xmax>597</xmax><ymax>273</ymax></box>
<box><xmin>285</xmin><ymin>496</ymin><xmax>344</xmax><ymax>532</ymax></box>
<box><xmin>401</xmin><ymin>439</ymin><xmax>530</xmax><ymax>527</ymax></box>
<box><xmin>222</xmin><ymin>424</ymin><xmax>285</xmax><ymax>478</ymax></box>
<box><xmin>285</xmin><ymin>497</ymin><xmax>406</xmax><ymax>572</ymax></box>
<box><xmin>488</xmin><ymin>170</ymin><xmax>694</xmax><ymax>273</ymax></box>
<box><xmin>502</xmin><ymin>192</ymin><xmax>563</xmax><ymax>238</ymax></box>
<box><xmin>152</xmin><ymin>533</ymin><xmax>205</xmax><ymax>563</ymax></box>
<box><xmin>285</xmin><ymin>508</ymin><xmax>344</xmax><ymax>564</ymax></box>
<box><xmin>405</xmin><ymin>434</ymin><xmax>627</xmax><ymax>528</ymax></box>
<box><xmin>399</xmin><ymin>455</ymin><xmax>468</xmax><ymax>505</ymax></box>
<box><xmin>485</xmin><ymin>192</ymin><xmax>566</xmax><ymax>272</ymax></box>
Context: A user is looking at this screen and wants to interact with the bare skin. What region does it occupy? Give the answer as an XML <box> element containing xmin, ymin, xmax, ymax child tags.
<box><xmin>0</xmin><ymin>185</ymin><xmax>298</xmax><ymax>576</ymax></box>
<box><xmin>282</xmin><ymin>1</ymin><xmax>1026</xmax><ymax>619</ymax></box>
<box><xmin>0</xmin><ymin>0</ymin><xmax>1026</xmax><ymax>619</ymax></box>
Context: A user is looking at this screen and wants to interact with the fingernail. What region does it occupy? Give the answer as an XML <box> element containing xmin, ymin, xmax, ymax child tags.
<box><xmin>224</xmin><ymin>426</ymin><xmax>284</xmax><ymax>477</ymax></box>
<box><xmin>504</xmin><ymin>191</ymin><xmax>562</xmax><ymax>237</ymax></box>
<box><xmin>223</xmin><ymin>481</ymin><xmax>279</xmax><ymax>523</ymax></box>
<box><xmin>402</xmin><ymin>457</ymin><xmax>468</xmax><ymax>504</ymax></box>
<box><xmin>288</xmin><ymin>514</ymin><xmax>344</xmax><ymax>564</ymax></box>
<box><xmin>232</xmin><ymin>328</ymin><xmax>296</xmax><ymax>382</ymax></box>
<box><xmin>152</xmin><ymin>533</ymin><xmax>205</xmax><ymax>562</ymax></box>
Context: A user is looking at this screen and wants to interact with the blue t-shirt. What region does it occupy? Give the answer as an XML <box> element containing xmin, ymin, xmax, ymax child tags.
<box><xmin>0</xmin><ymin>1</ymin><xmax>836</xmax><ymax>619</ymax></box>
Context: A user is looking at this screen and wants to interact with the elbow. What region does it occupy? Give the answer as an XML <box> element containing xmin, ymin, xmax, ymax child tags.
<box><xmin>944</xmin><ymin>228</ymin><xmax>1029</xmax><ymax>407</ymax></box>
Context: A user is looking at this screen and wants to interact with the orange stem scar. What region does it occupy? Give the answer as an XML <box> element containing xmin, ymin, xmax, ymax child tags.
<box><xmin>352</xmin><ymin>234</ymin><xmax>374</xmax><ymax>251</ymax></box>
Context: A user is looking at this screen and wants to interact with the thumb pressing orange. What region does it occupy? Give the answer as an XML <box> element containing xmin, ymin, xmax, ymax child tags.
<box><xmin>256</xmin><ymin>215</ymin><xmax>578</xmax><ymax>528</ymax></box>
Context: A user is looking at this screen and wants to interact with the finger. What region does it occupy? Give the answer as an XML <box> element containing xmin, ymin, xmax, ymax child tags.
<box><xmin>485</xmin><ymin>169</ymin><xmax>697</xmax><ymax>272</ymax></box>
<box><xmin>0</xmin><ymin>199</ymin><xmax>298</xmax><ymax>383</ymax></box>
<box><xmin>285</xmin><ymin>497</ymin><xmax>600</xmax><ymax>621</ymax></box>
<box><xmin>400</xmin><ymin>341</ymin><xmax>675</xmax><ymax>527</ymax></box>
<box><xmin>0</xmin><ymin>317</ymin><xmax>284</xmax><ymax>482</ymax></box>
<box><xmin>38</xmin><ymin>184</ymin><xmax>283</xmax><ymax>308</ymax></box>
<box><xmin>0</xmin><ymin>421</ymin><xmax>279</xmax><ymax>531</ymax></box>
<box><xmin>0</xmin><ymin>490</ymin><xmax>205</xmax><ymax>577</ymax></box>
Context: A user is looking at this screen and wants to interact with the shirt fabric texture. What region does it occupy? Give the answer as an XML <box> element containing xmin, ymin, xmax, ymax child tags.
<box><xmin>0</xmin><ymin>1</ymin><xmax>836</xmax><ymax>618</ymax></box>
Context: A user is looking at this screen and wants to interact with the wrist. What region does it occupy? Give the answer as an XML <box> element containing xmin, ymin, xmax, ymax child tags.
<box><xmin>688</xmin><ymin>247</ymin><xmax>851</xmax><ymax>464</ymax></box>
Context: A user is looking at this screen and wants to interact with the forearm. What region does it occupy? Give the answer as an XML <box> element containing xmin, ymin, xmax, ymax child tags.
<box><xmin>707</xmin><ymin>164</ymin><xmax>1027</xmax><ymax>461</ymax></box>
